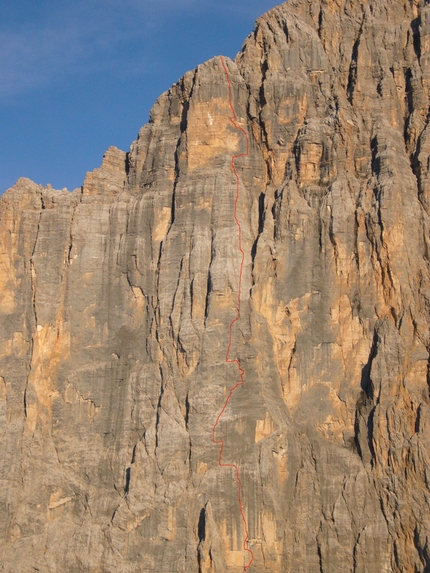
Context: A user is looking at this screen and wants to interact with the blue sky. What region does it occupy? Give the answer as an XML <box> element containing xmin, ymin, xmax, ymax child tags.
<box><xmin>0</xmin><ymin>0</ymin><xmax>278</xmax><ymax>193</ymax></box>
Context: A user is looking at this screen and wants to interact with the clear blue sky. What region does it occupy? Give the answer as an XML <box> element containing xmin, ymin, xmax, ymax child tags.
<box><xmin>0</xmin><ymin>0</ymin><xmax>278</xmax><ymax>193</ymax></box>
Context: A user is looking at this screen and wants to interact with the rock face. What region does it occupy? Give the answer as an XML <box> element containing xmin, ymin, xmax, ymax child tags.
<box><xmin>2</xmin><ymin>1</ymin><xmax>430</xmax><ymax>571</ymax></box>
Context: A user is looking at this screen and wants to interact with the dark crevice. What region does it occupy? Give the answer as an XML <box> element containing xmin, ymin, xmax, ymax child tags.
<box><xmin>318</xmin><ymin>6</ymin><xmax>323</xmax><ymax>38</ymax></box>
<box><xmin>250</xmin><ymin>192</ymin><xmax>266</xmax><ymax>272</ymax></box>
<box><xmin>124</xmin><ymin>467</ymin><xmax>131</xmax><ymax>496</ymax></box>
<box><xmin>354</xmin><ymin>328</ymin><xmax>379</xmax><ymax>460</ymax></box>
<box><xmin>254</xmin><ymin>46</ymin><xmax>276</xmax><ymax>186</ymax></box>
<box><xmin>66</xmin><ymin>198</ymin><xmax>79</xmax><ymax>268</ymax></box>
<box><xmin>411</xmin><ymin>17</ymin><xmax>422</xmax><ymax>62</ymax></box>
<box><xmin>318</xmin><ymin>217</ymin><xmax>324</xmax><ymax>252</ymax></box>
<box><xmin>370</xmin><ymin>136</ymin><xmax>381</xmax><ymax>176</ymax></box>
<box><xmin>404</xmin><ymin>67</ymin><xmax>419</xmax><ymax>186</ymax></box>
<box><xmin>258</xmin><ymin>59</ymin><xmax>269</xmax><ymax>119</ymax></box>
<box><xmin>154</xmin><ymin>240</ymin><xmax>164</xmax><ymax>336</ymax></box>
<box><xmin>427</xmin><ymin>357</ymin><xmax>430</xmax><ymax>396</ymax></box>
<box><xmin>415</xmin><ymin>404</ymin><xmax>423</xmax><ymax>434</ymax></box>
<box><xmin>125</xmin><ymin>151</ymin><xmax>131</xmax><ymax>177</ymax></box>
<box><xmin>347</xmin><ymin>38</ymin><xmax>359</xmax><ymax>104</ymax></box>
<box><xmin>197</xmin><ymin>506</ymin><xmax>207</xmax><ymax>573</ymax></box>
<box><xmin>282</xmin><ymin>22</ymin><xmax>289</xmax><ymax>43</ymax></box>
<box><xmin>361</xmin><ymin>328</ymin><xmax>379</xmax><ymax>400</ymax></box>
<box><xmin>405</xmin><ymin>68</ymin><xmax>414</xmax><ymax>116</ymax></box>
<box><xmin>131</xmin><ymin>444</ymin><xmax>137</xmax><ymax>464</ymax></box>
<box><xmin>366</xmin><ymin>405</ymin><xmax>377</xmax><ymax>460</ymax></box>
<box><xmin>23</xmin><ymin>389</ymin><xmax>28</xmax><ymax>418</ymax></box>
<box><xmin>198</xmin><ymin>507</ymin><xmax>206</xmax><ymax>542</ymax></box>
<box><xmin>180</xmin><ymin>99</ymin><xmax>190</xmax><ymax>134</ymax></box>
<box><xmin>170</xmin><ymin>161</ymin><xmax>178</xmax><ymax>230</ymax></box>
<box><xmin>328</xmin><ymin>209</ymin><xmax>339</xmax><ymax>265</ymax></box>
<box><xmin>67</xmin><ymin>243</ymin><xmax>73</xmax><ymax>265</ymax></box>
<box><xmin>409</xmin><ymin>110</ymin><xmax>430</xmax><ymax>206</ymax></box>
<box><xmin>410</xmin><ymin>152</ymin><xmax>422</xmax><ymax>197</ymax></box>
<box><xmin>185</xmin><ymin>393</ymin><xmax>190</xmax><ymax>430</ymax></box>
<box><xmin>317</xmin><ymin>541</ymin><xmax>324</xmax><ymax>573</ymax></box>
<box><xmin>204</xmin><ymin>271</ymin><xmax>212</xmax><ymax>324</ymax></box>
<box><xmin>347</xmin><ymin>17</ymin><xmax>364</xmax><ymax>105</ymax></box>
<box><xmin>257</xmin><ymin>192</ymin><xmax>265</xmax><ymax>235</ymax></box>
<box><xmin>204</xmin><ymin>229</ymin><xmax>215</xmax><ymax>325</ymax></box>
<box><xmin>272</xmin><ymin>186</ymin><xmax>284</xmax><ymax>243</ymax></box>
<box><xmin>293</xmin><ymin>134</ymin><xmax>302</xmax><ymax>183</ymax></box>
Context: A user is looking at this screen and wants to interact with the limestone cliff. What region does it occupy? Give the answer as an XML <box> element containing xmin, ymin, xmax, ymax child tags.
<box><xmin>2</xmin><ymin>1</ymin><xmax>430</xmax><ymax>571</ymax></box>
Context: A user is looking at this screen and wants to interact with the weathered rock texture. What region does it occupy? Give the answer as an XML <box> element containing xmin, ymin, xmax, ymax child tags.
<box><xmin>2</xmin><ymin>1</ymin><xmax>430</xmax><ymax>571</ymax></box>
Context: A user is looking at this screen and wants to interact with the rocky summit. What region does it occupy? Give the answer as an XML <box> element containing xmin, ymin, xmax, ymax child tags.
<box><xmin>2</xmin><ymin>0</ymin><xmax>430</xmax><ymax>571</ymax></box>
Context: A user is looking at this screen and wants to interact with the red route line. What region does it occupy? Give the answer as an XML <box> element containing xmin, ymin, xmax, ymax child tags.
<box><xmin>211</xmin><ymin>56</ymin><xmax>254</xmax><ymax>572</ymax></box>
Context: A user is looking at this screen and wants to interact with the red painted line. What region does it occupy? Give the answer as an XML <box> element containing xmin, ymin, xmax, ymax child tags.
<box><xmin>211</xmin><ymin>55</ymin><xmax>254</xmax><ymax>572</ymax></box>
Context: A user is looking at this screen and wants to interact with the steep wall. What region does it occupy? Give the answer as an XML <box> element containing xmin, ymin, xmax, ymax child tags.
<box><xmin>1</xmin><ymin>1</ymin><xmax>430</xmax><ymax>572</ymax></box>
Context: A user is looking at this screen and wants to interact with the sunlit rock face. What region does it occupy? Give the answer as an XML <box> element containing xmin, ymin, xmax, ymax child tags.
<box><xmin>2</xmin><ymin>1</ymin><xmax>430</xmax><ymax>571</ymax></box>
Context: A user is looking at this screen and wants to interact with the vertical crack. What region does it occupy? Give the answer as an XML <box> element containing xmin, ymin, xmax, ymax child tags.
<box><xmin>23</xmin><ymin>202</ymin><xmax>43</xmax><ymax>418</ymax></box>
<box><xmin>166</xmin><ymin>70</ymin><xmax>197</xmax><ymax>237</ymax></box>
<box><xmin>250</xmin><ymin>192</ymin><xmax>266</xmax><ymax>277</ymax></box>
<box><xmin>347</xmin><ymin>16</ymin><xmax>365</xmax><ymax>105</ymax></box>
